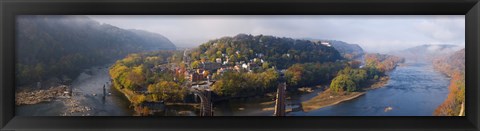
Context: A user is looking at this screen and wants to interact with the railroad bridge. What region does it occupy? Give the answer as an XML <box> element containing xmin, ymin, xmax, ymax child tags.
<box><xmin>188</xmin><ymin>81</ymin><xmax>287</xmax><ymax>116</ymax></box>
<box><xmin>274</xmin><ymin>82</ymin><xmax>287</xmax><ymax>116</ymax></box>
<box><xmin>190</xmin><ymin>88</ymin><xmax>213</xmax><ymax>116</ymax></box>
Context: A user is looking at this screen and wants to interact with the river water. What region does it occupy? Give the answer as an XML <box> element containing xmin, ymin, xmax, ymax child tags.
<box><xmin>213</xmin><ymin>62</ymin><xmax>450</xmax><ymax>116</ymax></box>
<box><xmin>16</xmin><ymin>61</ymin><xmax>450</xmax><ymax>116</ymax></box>
<box><xmin>17</xmin><ymin>65</ymin><xmax>133</xmax><ymax>116</ymax></box>
<box><xmin>288</xmin><ymin>62</ymin><xmax>450</xmax><ymax>116</ymax></box>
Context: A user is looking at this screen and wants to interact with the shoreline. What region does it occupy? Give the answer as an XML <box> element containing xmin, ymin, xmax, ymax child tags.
<box><xmin>301</xmin><ymin>76</ymin><xmax>390</xmax><ymax>112</ymax></box>
<box><xmin>15</xmin><ymin>85</ymin><xmax>70</xmax><ymax>106</ymax></box>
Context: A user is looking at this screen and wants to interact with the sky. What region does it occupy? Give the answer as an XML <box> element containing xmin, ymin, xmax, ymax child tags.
<box><xmin>88</xmin><ymin>15</ymin><xmax>465</xmax><ymax>53</ymax></box>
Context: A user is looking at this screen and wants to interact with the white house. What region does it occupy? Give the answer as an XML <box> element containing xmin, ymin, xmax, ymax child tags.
<box><xmin>242</xmin><ymin>63</ymin><xmax>249</xmax><ymax>69</ymax></box>
<box><xmin>321</xmin><ymin>41</ymin><xmax>331</xmax><ymax>47</ymax></box>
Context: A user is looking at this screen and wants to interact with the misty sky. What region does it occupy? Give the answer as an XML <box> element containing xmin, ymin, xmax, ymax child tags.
<box><xmin>88</xmin><ymin>15</ymin><xmax>464</xmax><ymax>53</ymax></box>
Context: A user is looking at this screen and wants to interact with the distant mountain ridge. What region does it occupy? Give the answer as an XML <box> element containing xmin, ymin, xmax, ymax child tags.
<box><xmin>16</xmin><ymin>15</ymin><xmax>176</xmax><ymax>85</ymax></box>
<box><xmin>328</xmin><ymin>40</ymin><xmax>364</xmax><ymax>59</ymax></box>
<box><xmin>128</xmin><ymin>29</ymin><xmax>176</xmax><ymax>50</ymax></box>
<box><xmin>389</xmin><ymin>44</ymin><xmax>461</xmax><ymax>63</ymax></box>
<box><xmin>433</xmin><ymin>48</ymin><xmax>465</xmax><ymax>76</ymax></box>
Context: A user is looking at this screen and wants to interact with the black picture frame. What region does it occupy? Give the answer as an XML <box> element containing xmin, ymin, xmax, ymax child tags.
<box><xmin>1</xmin><ymin>0</ymin><xmax>479</xmax><ymax>130</ymax></box>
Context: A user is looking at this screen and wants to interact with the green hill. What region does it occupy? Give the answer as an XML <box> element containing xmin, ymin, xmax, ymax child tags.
<box><xmin>16</xmin><ymin>15</ymin><xmax>176</xmax><ymax>86</ymax></box>
<box><xmin>189</xmin><ymin>34</ymin><xmax>343</xmax><ymax>69</ymax></box>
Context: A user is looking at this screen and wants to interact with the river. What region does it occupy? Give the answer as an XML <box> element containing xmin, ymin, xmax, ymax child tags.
<box><xmin>17</xmin><ymin>65</ymin><xmax>133</xmax><ymax>116</ymax></box>
<box><xmin>289</xmin><ymin>62</ymin><xmax>450</xmax><ymax>116</ymax></box>
<box><xmin>17</xmin><ymin>61</ymin><xmax>450</xmax><ymax>116</ymax></box>
<box><xmin>214</xmin><ymin>61</ymin><xmax>450</xmax><ymax>116</ymax></box>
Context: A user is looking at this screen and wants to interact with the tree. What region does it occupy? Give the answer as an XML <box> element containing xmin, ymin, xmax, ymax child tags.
<box><xmin>203</xmin><ymin>70</ymin><xmax>210</xmax><ymax>78</ymax></box>
<box><xmin>330</xmin><ymin>74</ymin><xmax>356</xmax><ymax>93</ymax></box>
<box><xmin>262</xmin><ymin>62</ymin><xmax>270</xmax><ymax>70</ymax></box>
<box><xmin>285</xmin><ymin>64</ymin><xmax>304</xmax><ymax>87</ymax></box>
<box><xmin>191</xmin><ymin>61</ymin><xmax>200</xmax><ymax>69</ymax></box>
<box><xmin>216</xmin><ymin>51</ymin><xmax>222</xmax><ymax>58</ymax></box>
<box><xmin>212</xmin><ymin>70</ymin><xmax>278</xmax><ymax>97</ymax></box>
<box><xmin>434</xmin><ymin>72</ymin><xmax>465</xmax><ymax>116</ymax></box>
<box><xmin>34</xmin><ymin>63</ymin><xmax>46</xmax><ymax>81</ymax></box>
<box><xmin>129</xmin><ymin>65</ymin><xmax>146</xmax><ymax>86</ymax></box>
<box><xmin>132</xmin><ymin>94</ymin><xmax>146</xmax><ymax>105</ymax></box>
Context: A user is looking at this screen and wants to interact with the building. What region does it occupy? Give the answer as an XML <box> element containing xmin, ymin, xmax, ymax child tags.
<box><xmin>203</xmin><ymin>62</ymin><xmax>222</xmax><ymax>71</ymax></box>
<box><xmin>249</xmin><ymin>63</ymin><xmax>259</xmax><ymax>68</ymax></box>
<box><xmin>256</xmin><ymin>53</ymin><xmax>264</xmax><ymax>58</ymax></box>
<box><xmin>190</xmin><ymin>72</ymin><xmax>204</xmax><ymax>82</ymax></box>
<box><xmin>234</xmin><ymin>65</ymin><xmax>241</xmax><ymax>72</ymax></box>
<box><xmin>320</xmin><ymin>41</ymin><xmax>331</xmax><ymax>47</ymax></box>
<box><xmin>216</xmin><ymin>58</ymin><xmax>222</xmax><ymax>63</ymax></box>
<box><xmin>242</xmin><ymin>63</ymin><xmax>249</xmax><ymax>69</ymax></box>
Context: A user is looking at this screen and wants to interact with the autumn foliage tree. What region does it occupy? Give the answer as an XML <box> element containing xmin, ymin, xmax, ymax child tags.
<box><xmin>188</xmin><ymin>34</ymin><xmax>343</xmax><ymax>69</ymax></box>
<box><xmin>329</xmin><ymin>53</ymin><xmax>404</xmax><ymax>94</ymax></box>
<box><xmin>434</xmin><ymin>72</ymin><xmax>465</xmax><ymax>116</ymax></box>
<box><xmin>330</xmin><ymin>67</ymin><xmax>368</xmax><ymax>93</ymax></box>
<box><xmin>110</xmin><ymin>51</ymin><xmax>187</xmax><ymax>103</ymax></box>
<box><xmin>212</xmin><ymin>68</ymin><xmax>279</xmax><ymax>97</ymax></box>
<box><xmin>285</xmin><ymin>62</ymin><xmax>346</xmax><ymax>88</ymax></box>
<box><xmin>433</xmin><ymin>48</ymin><xmax>465</xmax><ymax>116</ymax></box>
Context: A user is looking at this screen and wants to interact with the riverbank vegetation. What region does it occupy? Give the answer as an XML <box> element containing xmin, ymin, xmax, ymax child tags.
<box><xmin>433</xmin><ymin>48</ymin><xmax>465</xmax><ymax>116</ymax></box>
<box><xmin>330</xmin><ymin>53</ymin><xmax>404</xmax><ymax>94</ymax></box>
<box><xmin>302</xmin><ymin>53</ymin><xmax>404</xmax><ymax>111</ymax></box>
<box><xmin>434</xmin><ymin>72</ymin><xmax>465</xmax><ymax>116</ymax></box>
<box><xmin>285</xmin><ymin>62</ymin><xmax>346</xmax><ymax>89</ymax></box>
<box><xmin>211</xmin><ymin>68</ymin><xmax>279</xmax><ymax>97</ymax></box>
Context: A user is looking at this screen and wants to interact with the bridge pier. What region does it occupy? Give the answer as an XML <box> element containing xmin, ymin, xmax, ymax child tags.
<box><xmin>190</xmin><ymin>88</ymin><xmax>213</xmax><ymax>116</ymax></box>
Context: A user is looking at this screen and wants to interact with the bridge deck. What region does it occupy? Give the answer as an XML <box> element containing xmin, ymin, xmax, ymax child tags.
<box><xmin>274</xmin><ymin>82</ymin><xmax>286</xmax><ymax>116</ymax></box>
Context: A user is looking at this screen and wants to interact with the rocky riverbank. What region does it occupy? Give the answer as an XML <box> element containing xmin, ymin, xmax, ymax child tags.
<box><xmin>16</xmin><ymin>84</ymin><xmax>94</xmax><ymax>116</ymax></box>
<box><xmin>15</xmin><ymin>85</ymin><xmax>70</xmax><ymax>105</ymax></box>
<box><xmin>61</xmin><ymin>98</ymin><xmax>92</xmax><ymax>116</ymax></box>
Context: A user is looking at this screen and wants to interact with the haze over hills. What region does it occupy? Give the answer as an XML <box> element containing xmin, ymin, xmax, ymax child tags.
<box><xmin>389</xmin><ymin>44</ymin><xmax>461</xmax><ymax>63</ymax></box>
<box><xmin>128</xmin><ymin>29</ymin><xmax>176</xmax><ymax>50</ymax></box>
<box><xmin>16</xmin><ymin>15</ymin><xmax>176</xmax><ymax>86</ymax></box>
<box><xmin>433</xmin><ymin>48</ymin><xmax>465</xmax><ymax>76</ymax></box>
<box><xmin>326</xmin><ymin>40</ymin><xmax>364</xmax><ymax>59</ymax></box>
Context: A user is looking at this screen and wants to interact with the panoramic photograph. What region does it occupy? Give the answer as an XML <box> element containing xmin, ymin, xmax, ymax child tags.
<box><xmin>15</xmin><ymin>15</ymin><xmax>465</xmax><ymax>116</ymax></box>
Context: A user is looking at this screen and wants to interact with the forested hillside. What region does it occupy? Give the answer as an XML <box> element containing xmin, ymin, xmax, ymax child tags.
<box><xmin>434</xmin><ymin>48</ymin><xmax>465</xmax><ymax>116</ymax></box>
<box><xmin>328</xmin><ymin>40</ymin><xmax>364</xmax><ymax>59</ymax></box>
<box><xmin>302</xmin><ymin>38</ymin><xmax>364</xmax><ymax>60</ymax></box>
<box><xmin>16</xmin><ymin>15</ymin><xmax>176</xmax><ymax>86</ymax></box>
<box><xmin>189</xmin><ymin>34</ymin><xmax>343</xmax><ymax>69</ymax></box>
<box><xmin>433</xmin><ymin>48</ymin><xmax>465</xmax><ymax>77</ymax></box>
